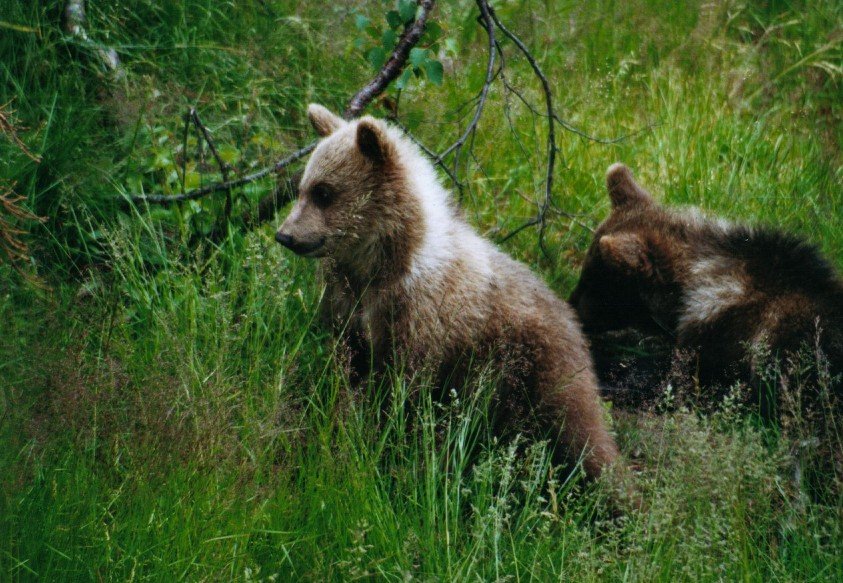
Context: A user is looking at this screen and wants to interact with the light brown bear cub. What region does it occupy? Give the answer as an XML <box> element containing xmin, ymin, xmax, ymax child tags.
<box><xmin>276</xmin><ymin>104</ymin><xmax>622</xmax><ymax>481</ymax></box>
<box><xmin>570</xmin><ymin>163</ymin><xmax>843</xmax><ymax>415</ymax></box>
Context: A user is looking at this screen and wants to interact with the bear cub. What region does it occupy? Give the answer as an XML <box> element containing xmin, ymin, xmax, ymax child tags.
<box><xmin>570</xmin><ymin>163</ymin><xmax>842</xmax><ymax>416</ymax></box>
<box><xmin>276</xmin><ymin>104</ymin><xmax>625</xmax><ymax>482</ymax></box>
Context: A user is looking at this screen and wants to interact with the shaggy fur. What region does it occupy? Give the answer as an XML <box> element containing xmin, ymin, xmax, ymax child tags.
<box><xmin>276</xmin><ymin>104</ymin><xmax>622</xmax><ymax>480</ymax></box>
<box><xmin>570</xmin><ymin>163</ymin><xmax>843</xmax><ymax>414</ymax></box>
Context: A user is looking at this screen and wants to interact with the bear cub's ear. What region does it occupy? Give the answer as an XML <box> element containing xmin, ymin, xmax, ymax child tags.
<box><xmin>308</xmin><ymin>103</ymin><xmax>345</xmax><ymax>137</ymax></box>
<box><xmin>356</xmin><ymin>117</ymin><xmax>392</xmax><ymax>164</ymax></box>
<box><xmin>605</xmin><ymin>163</ymin><xmax>654</xmax><ymax>210</ymax></box>
<box><xmin>598</xmin><ymin>232</ymin><xmax>653</xmax><ymax>276</ymax></box>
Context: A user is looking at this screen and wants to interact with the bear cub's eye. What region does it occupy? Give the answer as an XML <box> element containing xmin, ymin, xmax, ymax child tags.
<box><xmin>310</xmin><ymin>183</ymin><xmax>336</xmax><ymax>209</ymax></box>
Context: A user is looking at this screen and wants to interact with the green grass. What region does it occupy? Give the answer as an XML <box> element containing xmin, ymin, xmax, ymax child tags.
<box><xmin>1</xmin><ymin>0</ymin><xmax>842</xmax><ymax>580</ymax></box>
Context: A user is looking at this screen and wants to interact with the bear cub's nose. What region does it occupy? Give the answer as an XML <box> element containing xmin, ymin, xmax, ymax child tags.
<box><xmin>275</xmin><ymin>231</ymin><xmax>326</xmax><ymax>256</ymax></box>
<box><xmin>275</xmin><ymin>231</ymin><xmax>294</xmax><ymax>247</ymax></box>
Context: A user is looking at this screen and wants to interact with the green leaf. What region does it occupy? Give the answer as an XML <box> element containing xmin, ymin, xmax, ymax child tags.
<box><xmin>423</xmin><ymin>59</ymin><xmax>444</xmax><ymax>85</ymax></box>
<box><xmin>382</xmin><ymin>28</ymin><xmax>397</xmax><ymax>52</ymax></box>
<box><xmin>365</xmin><ymin>24</ymin><xmax>379</xmax><ymax>39</ymax></box>
<box><xmin>398</xmin><ymin>0</ymin><xmax>416</xmax><ymax>24</ymax></box>
<box><xmin>367</xmin><ymin>46</ymin><xmax>386</xmax><ymax>70</ymax></box>
<box><xmin>425</xmin><ymin>21</ymin><xmax>442</xmax><ymax>42</ymax></box>
<box><xmin>386</xmin><ymin>10</ymin><xmax>402</xmax><ymax>30</ymax></box>
<box><xmin>409</xmin><ymin>47</ymin><xmax>427</xmax><ymax>68</ymax></box>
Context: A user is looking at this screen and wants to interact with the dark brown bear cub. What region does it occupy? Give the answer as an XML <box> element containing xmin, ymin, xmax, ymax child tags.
<box><xmin>570</xmin><ymin>163</ymin><xmax>842</xmax><ymax>416</ymax></box>
<box><xmin>275</xmin><ymin>104</ymin><xmax>628</xmax><ymax>484</ymax></box>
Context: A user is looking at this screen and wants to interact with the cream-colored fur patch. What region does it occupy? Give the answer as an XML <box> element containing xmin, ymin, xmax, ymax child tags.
<box><xmin>676</xmin><ymin>206</ymin><xmax>732</xmax><ymax>232</ymax></box>
<box><xmin>679</xmin><ymin>256</ymin><xmax>748</xmax><ymax>329</ymax></box>
<box><xmin>382</xmin><ymin>124</ymin><xmax>494</xmax><ymax>292</ymax></box>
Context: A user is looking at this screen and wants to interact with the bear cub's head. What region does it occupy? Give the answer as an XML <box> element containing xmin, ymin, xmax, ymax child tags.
<box><xmin>276</xmin><ymin>104</ymin><xmax>400</xmax><ymax>260</ymax></box>
<box><xmin>569</xmin><ymin>163</ymin><xmax>692</xmax><ymax>334</ymax></box>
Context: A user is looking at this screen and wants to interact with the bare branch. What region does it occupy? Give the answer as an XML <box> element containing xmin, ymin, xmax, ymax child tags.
<box><xmin>189</xmin><ymin>109</ymin><xmax>231</xmax><ymax>181</ymax></box>
<box><xmin>551</xmin><ymin>114</ymin><xmax>659</xmax><ymax>145</ymax></box>
<box><xmin>498</xmin><ymin>216</ymin><xmax>540</xmax><ymax>243</ymax></box>
<box><xmin>130</xmin><ymin>143</ymin><xmax>316</xmax><ymax>205</ymax></box>
<box><xmin>393</xmin><ymin>119</ymin><xmax>462</xmax><ymax>189</ymax></box>
<box><xmin>188</xmin><ymin>108</ymin><xmax>234</xmax><ymax>223</ymax></box>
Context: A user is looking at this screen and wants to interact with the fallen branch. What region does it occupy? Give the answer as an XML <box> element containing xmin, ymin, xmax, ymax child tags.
<box><xmin>64</xmin><ymin>0</ymin><xmax>125</xmax><ymax>80</ymax></box>
<box><xmin>131</xmin><ymin>0</ymin><xmax>436</xmax><ymax>207</ymax></box>
<box><xmin>131</xmin><ymin>144</ymin><xmax>316</xmax><ymax>205</ymax></box>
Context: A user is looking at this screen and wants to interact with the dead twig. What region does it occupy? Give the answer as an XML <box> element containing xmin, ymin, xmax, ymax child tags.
<box><xmin>0</xmin><ymin>104</ymin><xmax>41</xmax><ymax>162</ymax></box>
<box><xmin>552</xmin><ymin>113</ymin><xmax>659</xmax><ymax>145</ymax></box>
<box><xmin>434</xmin><ymin>2</ymin><xmax>645</xmax><ymax>249</ymax></box>
<box><xmin>189</xmin><ymin>108</ymin><xmax>233</xmax><ymax>224</ymax></box>
<box><xmin>393</xmin><ymin>119</ymin><xmax>462</xmax><ymax>189</ymax></box>
<box><xmin>500</xmin><ymin>76</ymin><xmax>654</xmax><ymax>145</ymax></box>
<box><xmin>0</xmin><ymin>103</ymin><xmax>44</xmax><ymax>281</ymax></box>
<box><xmin>0</xmin><ymin>183</ymin><xmax>45</xmax><ymax>280</ymax></box>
